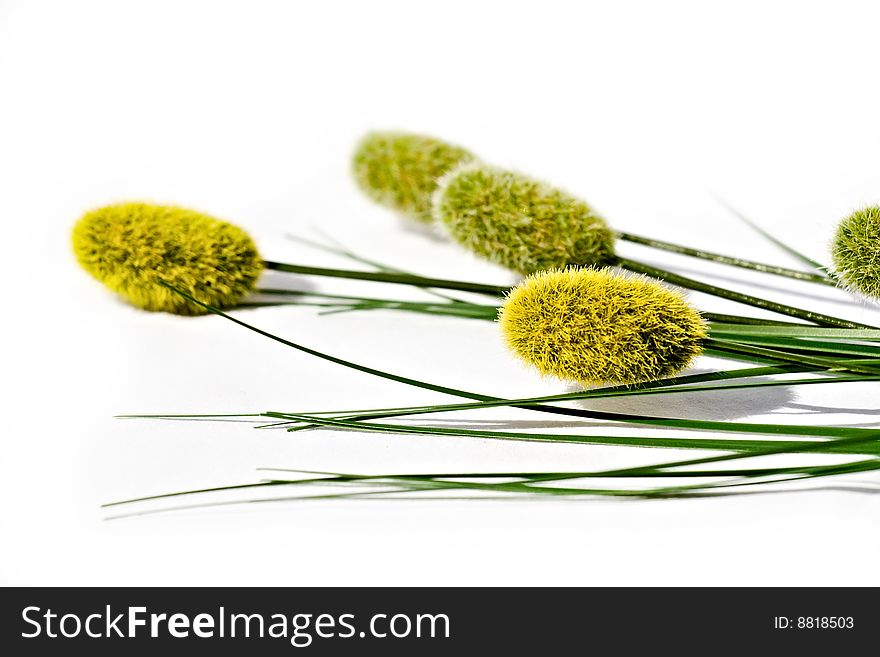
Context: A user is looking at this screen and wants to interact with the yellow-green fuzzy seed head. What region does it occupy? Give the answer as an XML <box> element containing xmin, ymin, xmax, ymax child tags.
<box><xmin>434</xmin><ymin>165</ymin><xmax>616</xmax><ymax>274</ymax></box>
<box><xmin>498</xmin><ymin>268</ymin><xmax>707</xmax><ymax>385</ymax></box>
<box><xmin>831</xmin><ymin>206</ymin><xmax>880</xmax><ymax>299</ymax></box>
<box><xmin>352</xmin><ymin>131</ymin><xmax>474</xmax><ymax>223</ymax></box>
<box><xmin>72</xmin><ymin>202</ymin><xmax>264</xmax><ymax>315</ymax></box>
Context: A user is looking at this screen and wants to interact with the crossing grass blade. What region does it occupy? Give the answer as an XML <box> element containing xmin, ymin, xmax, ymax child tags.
<box><xmin>102</xmin><ymin>430</ymin><xmax>880</xmax><ymax>515</ymax></box>
<box><xmin>615</xmin><ymin>230</ymin><xmax>836</xmax><ymax>285</ymax></box>
<box><xmin>257</xmin><ymin>410</ymin><xmax>880</xmax><ymax>456</ymax></box>
<box><xmin>112</xmin><ymin>282</ymin><xmax>880</xmax><ymax>515</ymax></box>
<box><xmin>147</xmin><ymin>283</ymin><xmax>880</xmax><ymax>444</ymax></box>
<box><xmin>708</xmin><ymin>323</ymin><xmax>880</xmax><ymax>340</ymax></box>
<box><xmin>711</xmin><ymin>194</ymin><xmax>834</xmax><ymax>275</ymax></box>
<box><xmin>284</xmin><ymin>231</ymin><xmax>477</xmax><ymax>305</ymax></box>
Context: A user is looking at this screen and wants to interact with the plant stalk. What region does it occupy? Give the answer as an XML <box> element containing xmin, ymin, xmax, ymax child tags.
<box><xmin>616</xmin><ymin>231</ymin><xmax>835</xmax><ymax>285</ymax></box>
<box><xmin>616</xmin><ymin>256</ymin><xmax>871</xmax><ymax>329</ymax></box>
<box><xmin>263</xmin><ymin>261</ymin><xmax>508</xmax><ymax>296</ymax></box>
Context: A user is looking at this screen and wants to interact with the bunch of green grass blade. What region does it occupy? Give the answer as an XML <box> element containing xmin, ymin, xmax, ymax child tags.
<box><xmin>106</xmin><ymin>284</ymin><xmax>880</xmax><ymax>514</ymax></box>
<box><xmin>105</xmin><ymin>435</ymin><xmax>880</xmax><ymax>518</ymax></box>
<box><xmin>70</xmin><ymin>136</ymin><xmax>880</xmax><ymax>510</ymax></box>
<box><xmin>87</xmin><ymin>241</ymin><xmax>880</xmax><ymax>502</ymax></box>
<box><xmin>126</xmin><ymin>283</ymin><xmax>880</xmax><ymax>442</ymax></box>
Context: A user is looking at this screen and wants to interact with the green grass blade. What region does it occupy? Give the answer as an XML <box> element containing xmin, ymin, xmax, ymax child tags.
<box><xmin>711</xmin><ymin>194</ymin><xmax>832</xmax><ymax>274</ymax></box>
<box><xmin>705</xmin><ymin>338</ymin><xmax>880</xmax><ymax>374</ymax></box>
<box><xmin>104</xmin><ymin>444</ymin><xmax>880</xmax><ymax>512</ymax></box>
<box><xmin>263</xmin><ymin>261</ymin><xmax>508</xmax><ymax>296</ymax></box>
<box><xmin>265</xmin><ymin>411</ymin><xmax>880</xmax><ymax>456</ymax></box>
<box><xmin>616</xmin><ymin>230</ymin><xmax>834</xmax><ymax>285</ymax></box>
<box><xmin>709</xmin><ymin>324</ymin><xmax>880</xmax><ymax>340</ymax></box>
<box><xmin>618</xmin><ymin>256</ymin><xmax>872</xmax><ymax>328</ymax></box>
<box><xmin>285</xmin><ymin>231</ymin><xmax>476</xmax><ymax>304</ymax></box>
<box><xmin>158</xmin><ymin>283</ymin><xmax>878</xmax><ymax>445</ymax></box>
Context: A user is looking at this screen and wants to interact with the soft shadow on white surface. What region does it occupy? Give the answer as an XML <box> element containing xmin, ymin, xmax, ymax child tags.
<box><xmin>784</xmin><ymin>402</ymin><xmax>880</xmax><ymax>417</ymax></box>
<box><xmin>567</xmin><ymin>376</ymin><xmax>796</xmax><ymax>421</ymax></box>
<box><xmin>102</xmin><ymin>480</ymin><xmax>880</xmax><ymax>523</ymax></box>
<box><xmin>394</xmin><ymin>214</ymin><xmax>448</xmax><ymax>244</ymax></box>
<box><xmin>252</xmin><ymin>269</ymin><xmax>318</xmax><ymax>293</ymax></box>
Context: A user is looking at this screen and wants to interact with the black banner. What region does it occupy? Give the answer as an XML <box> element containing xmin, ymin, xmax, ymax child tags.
<box><xmin>0</xmin><ymin>587</ymin><xmax>874</xmax><ymax>653</ymax></box>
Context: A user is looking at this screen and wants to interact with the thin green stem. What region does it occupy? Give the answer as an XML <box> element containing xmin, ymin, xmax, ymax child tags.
<box><xmin>258</xmin><ymin>288</ymin><xmax>807</xmax><ymax>329</ymax></box>
<box><xmin>265</xmin><ymin>411</ymin><xmax>880</xmax><ymax>456</ymax></box>
<box><xmin>163</xmin><ymin>283</ymin><xmax>825</xmax><ymax>429</ymax></box>
<box><xmin>711</xmin><ymin>334</ymin><xmax>880</xmax><ymax>359</ymax></box>
<box><xmin>266</xmin><ymin>258</ymin><xmax>855</xmax><ymax>329</ymax></box>
<box><xmin>711</xmin><ymin>194</ymin><xmax>834</xmax><ymax>274</ymax></box>
<box><xmin>209</xmin><ymin>364</ymin><xmax>795</xmax><ymax>424</ymax></box>
<box><xmin>103</xmin><ymin>435</ymin><xmax>880</xmax><ymax>511</ymax></box>
<box><xmin>273</xmin><ymin>372</ymin><xmax>877</xmax><ymax>441</ymax></box>
<box><xmin>263</xmin><ymin>371</ymin><xmax>869</xmax><ymax>431</ymax></box>
<box><xmin>264</xmin><ymin>256</ymin><xmax>864</xmax><ymax>329</ymax></box>
<box><xmin>704</xmin><ymin>338</ymin><xmax>880</xmax><ymax>375</ymax></box>
<box><xmin>272</xmin><ymin>228</ymin><xmax>866</xmax><ymax>330</ymax></box>
<box><xmin>249</xmin><ymin>297</ymin><xmax>497</xmax><ymax>320</ymax></box>
<box><xmin>708</xmin><ymin>323</ymin><xmax>880</xmax><ymax>340</ymax></box>
<box><xmin>159</xmin><ymin>284</ymin><xmax>880</xmax><ymax>448</ymax></box>
<box><xmin>263</xmin><ymin>261</ymin><xmax>508</xmax><ymax>296</ymax></box>
<box><xmin>616</xmin><ymin>256</ymin><xmax>872</xmax><ymax>329</ymax></box>
<box><xmin>161</xmin><ymin>282</ymin><xmax>876</xmax><ymax>462</ymax></box>
<box><xmin>616</xmin><ymin>231</ymin><xmax>836</xmax><ymax>285</ymax></box>
<box><xmin>284</xmin><ymin>232</ymin><xmax>474</xmax><ymax>304</ymax></box>
<box><xmin>699</xmin><ymin>313</ymin><xmax>806</xmax><ymax>327</ymax></box>
<box><xmin>277</xmin><ymin>234</ymin><xmax>824</xmax><ymax>329</ymax></box>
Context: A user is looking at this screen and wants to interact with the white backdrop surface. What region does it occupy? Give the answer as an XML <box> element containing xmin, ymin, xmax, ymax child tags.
<box><xmin>2</xmin><ymin>0</ymin><xmax>880</xmax><ymax>586</ymax></box>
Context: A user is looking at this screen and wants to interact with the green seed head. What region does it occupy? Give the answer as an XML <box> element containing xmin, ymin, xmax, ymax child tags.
<box><xmin>434</xmin><ymin>164</ymin><xmax>616</xmax><ymax>274</ymax></box>
<box><xmin>498</xmin><ymin>267</ymin><xmax>707</xmax><ymax>385</ymax></box>
<box><xmin>72</xmin><ymin>202</ymin><xmax>264</xmax><ymax>315</ymax></box>
<box><xmin>352</xmin><ymin>131</ymin><xmax>475</xmax><ymax>223</ymax></box>
<box><xmin>831</xmin><ymin>205</ymin><xmax>880</xmax><ymax>299</ymax></box>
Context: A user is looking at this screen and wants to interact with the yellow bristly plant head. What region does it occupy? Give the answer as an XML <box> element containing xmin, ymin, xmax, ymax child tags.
<box><xmin>433</xmin><ymin>164</ymin><xmax>616</xmax><ymax>274</ymax></box>
<box><xmin>831</xmin><ymin>205</ymin><xmax>880</xmax><ymax>300</ymax></box>
<box><xmin>498</xmin><ymin>267</ymin><xmax>707</xmax><ymax>385</ymax></box>
<box><xmin>352</xmin><ymin>131</ymin><xmax>475</xmax><ymax>223</ymax></box>
<box><xmin>72</xmin><ymin>202</ymin><xmax>264</xmax><ymax>315</ymax></box>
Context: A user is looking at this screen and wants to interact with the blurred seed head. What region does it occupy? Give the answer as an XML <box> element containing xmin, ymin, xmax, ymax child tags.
<box><xmin>831</xmin><ymin>205</ymin><xmax>880</xmax><ymax>300</ymax></box>
<box><xmin>352</xmin><ymin>131</ymin><xmax>474</xmax><ymax>223</ymax></box>
<box><xmin>434</xmin><ymin>164</ymin><xmax>615</xmax><ymax>274</ymax></box>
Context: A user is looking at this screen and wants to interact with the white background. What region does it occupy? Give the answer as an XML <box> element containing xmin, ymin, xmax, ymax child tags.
<box><xmin>2</xmin><ymin>0</ymin><xmax>880</xmax><ymax>586</ymax></box>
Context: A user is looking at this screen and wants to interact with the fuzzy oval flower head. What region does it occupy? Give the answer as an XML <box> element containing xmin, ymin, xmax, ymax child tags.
<box><xmin>498</xmin><ymin>268</ymin><xmax>707</xmax><ymax>385</ymax></box>
<box><xmin>72</xmin><ymin>202</ymin><xmax>264</xmax><ymax>315</ymax></box>
<box><xmin>434</xmin><ymin>164</ymin><xmax>616</xmax><ymax>274</ymax></box>
<box><xmin>352</xmin><ymin>131</ymin><xmax>474</xmax><ymax>223</ymax></box>
<box><xmin>831</xmin><ymin>206</ymin><xmax>880</xmax><ymax>299</ymax></box>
